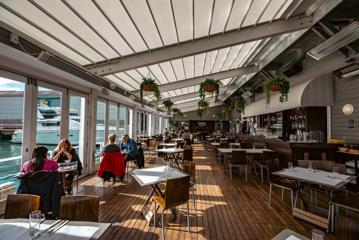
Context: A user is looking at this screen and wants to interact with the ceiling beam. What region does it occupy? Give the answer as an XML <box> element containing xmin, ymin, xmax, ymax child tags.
<box><xmin>85</xmin><ymin>16</ymin><xmax>314</xmax><ymax>76</ymax></box>
<box><xmin>181</xmin><ymin>102</ymin><xmax>224</xmax><ymax>113</ymax></box>
<box><xmin>221</xmin><ymin>0</ymin><xmax>344</xmax><ymax>102</ymax></box>
<box><xmin>135</xmin><ymin>65</ymin><xmax>258</xmax><ymax>96</ymax></box>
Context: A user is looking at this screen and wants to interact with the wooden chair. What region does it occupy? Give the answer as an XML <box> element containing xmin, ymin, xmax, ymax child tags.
<box><xmin>253</xmin><ymin>151</ymin><xmax>279</xmax><ymax>183</ymax></box>
<box><xmin>153</xmin><ymin>176</ymin><xmax>190</xmax><ymax>239</ymax></box>
<box><xmin>4</xmin><ymin>194</ymin><xmax>40</xmax><ymax>219</ymax></box>
<box><xmin>268</xmin><ymin>158</ymin><xmax>297</xmax><ymax>209</ymax></box>
<box><xmin>147</xmin><ymin>139</ymin><xmax>157</xmax><ymax>161</ymax></box>
<box><xmin>227</xmin><ymin>150</ymin><xmax>248</xmax><ymax>180</ymax></box>
<box><xmin>182</xmin><ymin>147</ymin><xmax>193</xmax><ymax>162</ymax></box>
<box><xmin>59</xmin><ymin>195</ymin><xmax>100</xmax><ymax>222</ymax></box>
<box><xmin>183</xmin><ymin>162</ymin><xmax>196</xmax><ymax>207</ymax></box>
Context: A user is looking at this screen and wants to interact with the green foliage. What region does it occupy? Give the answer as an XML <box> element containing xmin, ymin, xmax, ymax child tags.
<box><xmin>198</xmin><ymin>99</ymin><xmax>209</xmax><ymax>109</ymax></box>
<box><xmin>172</xmin><ymin>108</ymin><xmax>183</xmax><ymax>118</ymax></box>
<box><xmin>221</xmin><ymin>106</ymin><xmax>232</xmax><ymax>120</ymax></box>
<box><xmin>234</xmin><ymin>98</ymin><xmax>245</xmax><ymax>113</ymax></box>
<box><xmin>263</xmin><ymin>75</ymin><xmax>290</xmax><ymax>106</ymax></box>
<box><xmin>196</xmin><ymin>108</ymin><xmax>206</xmax><ymax>118</ymax></box>
<box><xmin>140</xmin><ymin>77</ymin><xmax>161</xmax><ymax>102</ymax></box>
<box><xmin>199</xmin><ymin>78</ymin><xmax>222</xmax><ymax>101</ymax></box>
<box><xmin>162</xmin><ymin>99</ymin><xmax>174</xmax><ymax>114</ymax></box>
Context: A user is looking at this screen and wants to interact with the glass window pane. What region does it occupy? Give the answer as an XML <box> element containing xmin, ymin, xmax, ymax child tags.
<box><xmin>69</xmin><ymin>94</ymin><xmax>85</xmax><ymax>162</ymax></box>
<box><xmin>95</xmin><ymin>100</ymin><xmax>106</xmax><ymax>165</ymax></box>
<box><xmin>37</xmin><ymin>86</ymin><xmax>62</xmax><ymax>149</ymax></box>
<box><xmin>119</xmin><ymin>106</ymin><xmax>126</xmax><ymax>138</ymax></box>
<box><xmin>128</xmin><ymin>109</ymin><xmax>133</xmax><ymax>138</ymax></box>
<box><xmin>108</xmin><ymin>103</ymin><xmax>117</xmax><ymax>136</ymax></box>
<box><xmin>0</xmin><ymin>77</ymin><xmax>24</xmax><ymax>189</ymax></box>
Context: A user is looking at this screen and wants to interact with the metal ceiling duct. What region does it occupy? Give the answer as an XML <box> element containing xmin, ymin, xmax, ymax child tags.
<box><xmin>307</xmin><ymin>21</ymin><xmax>359</xmax><ymax>60</ymax></box>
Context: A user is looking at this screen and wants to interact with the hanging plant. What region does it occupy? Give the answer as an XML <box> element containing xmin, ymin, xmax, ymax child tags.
<box><xmin>199</xmin><ymin>78</ymin><xmax>222</xmax><ymax>101</ymax></box>
<box><xmin>234</xmin><ymin>98</ymin><xmax>245</xmax><ymax>113</ymax></box>
<box><xmin>162</xmin><ymin>99</ymin><xmax>174</xmax><ymax>114</ymax></box>
<box><xmin>263</xmin><ymin>76</ymin><xmax>289</xmax><ymax>106</ymax></box>
<box><xmin>172</xmin><ymin>108</ymin><xmax>183</xmax><ymax>118</ymax></box>
<box><xmin>140</xmin><ymin>77</ymin><xmax>161</xmax><ymax>102</ymax></box>
<box><xmin>221</xmin><ymin>106</ymin><xmax>232</xmax><ymax>120</ymax></box>
<box><xmin>198</xmin><ymin>99</ymin><xmax>209</xmax><ymax>109</ymax></box>
<box><xmin>196</xmin><ymin>108</ymin><xmax>206</xmax><ymax>118</ymax></box>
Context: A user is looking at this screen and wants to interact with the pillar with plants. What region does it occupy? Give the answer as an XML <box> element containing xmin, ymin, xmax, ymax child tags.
<box><xmin>263</xmin><ymin>75</ymin><xmax>289</xmax><ymax>106</ymax></box>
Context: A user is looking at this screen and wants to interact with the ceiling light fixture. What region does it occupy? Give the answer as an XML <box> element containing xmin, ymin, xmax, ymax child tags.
<box><xmin>307</xmin><ymin>21</ymin><xmax>359</xmax><ymax>60</ymax></box>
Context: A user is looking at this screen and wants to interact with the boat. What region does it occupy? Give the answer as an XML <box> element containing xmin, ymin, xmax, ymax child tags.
<box><xmin>11</xmin><ymin>107</ymin><xmax>123</xmax><ymax>145</ymax></box>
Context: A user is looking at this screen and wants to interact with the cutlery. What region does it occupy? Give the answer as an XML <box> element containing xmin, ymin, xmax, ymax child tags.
<box><xmin>48</xmin><ymin>220</ymin><xmax>69</xmax><ymax>236</ymax></box>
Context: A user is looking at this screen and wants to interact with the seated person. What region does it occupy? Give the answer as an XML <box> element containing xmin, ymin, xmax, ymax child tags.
<box><xmin>98</xmin><ymin>134</ymin><xmax>126</xmax><ymax>182</ymax></box>
<box><xmin>52</xmin><ymin>139</ymin><xmax>82</xmax><ymax>195</ymax></box>
<box><xmin>182</xmin><ymin>129</ymin><xmax>192</xmax><ymax>145</ymax></box>
<box><xmin>120</xmin><ymin>134</ymin><xmax>139</xmax><ymax>161</ymax></box>
<box><xmin>21</xmin><ymin>146</ymin><xmax>58</xmax><ymax>173</ymax></box>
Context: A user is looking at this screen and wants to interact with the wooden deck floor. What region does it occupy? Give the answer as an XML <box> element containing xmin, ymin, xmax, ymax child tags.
<box><xmin>77</xmin><ymin>144</ymin><xmax>335</xmax><ymax>240</ymax></box>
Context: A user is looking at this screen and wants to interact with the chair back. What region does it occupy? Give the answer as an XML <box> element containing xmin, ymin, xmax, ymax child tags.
<box><xmin>59</xmin><ymin>195</ymin><xmax>100</xmax><ymax>222</ymax></box>
<box><xmin>297</xmin><ymin>160</ymin><xmax>335</xmax><ymax>172</ymax></box>
<box><xmin>240</xmin><ymin>142</ymin><xmax>253</xmax><ymax>149</ymax></box>
<box><xmin>148</xmin><ymin>139</ymin><xmax>156</xmax><ymax>148</ymax></box>
<box><xmin>254</xmin><ymin>143</ymin><xmax>266</xmax><ymax>149</ymax></box>
<box><xmin>231</xmin><ymin>144</ymin><xmax>240</xmax><ymax>149</ymax></box>
<box><xmin>267</xmin><ymin>157</ymin><xmax>282</xmax><ymax>182</ymax></box>
<box><xmin>98</xmin><ymin>151</ymin><xmax>126</xmax><ymax>178</ymax></box>
<box><xmin>220</xmin><ymin>142</ymin><xmax>229</xmax><ymax>148</ymax></box>
<box><xmin>183</xmin><ymin>147</ymin><xmax>193</xmax><ymax>161</ymax></box>
<box><xmin>164</xmin><ymin>176</ymin><xmax>190</xmax><ymax>209</ymax></box>
<box><xmin>231</xmin><ymin>150</ymin><xmax>247</xmax><ymax>165</ymax></box>
<box><xmin>4</xmin><ymin>194</ymin><xmax>40</xmax><ymax>219</ymax></box>
<box><xmin>182</xmin><ymin>162</ymin><xmax>196</xmax><ymax>183</ymax></box>
<box><xmin>263</xmin><ymin>151</ymin><xmax>279</xmax><ymax>163</ymax></box>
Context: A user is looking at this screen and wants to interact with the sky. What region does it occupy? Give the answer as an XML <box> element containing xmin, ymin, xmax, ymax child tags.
<box><xmin>0</xmin><ymin>77</ymin><xmax>24</xmax><ymax>91</ymax></box>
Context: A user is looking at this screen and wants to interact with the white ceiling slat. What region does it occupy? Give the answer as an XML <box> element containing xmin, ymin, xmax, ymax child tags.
<box><xmin>172</xmin><ymin>0</ymin><xmax>193</xmax><ymax>42</ymax></box>
<box><xmin>181</xmin><ymin>87</ymin><xmax>189</xmax><ymax>94</ymax></box>
<box><xmin>0</xmin><ymin>6</ymin><xmax>90</xmax><ymax>65</ymax></box>
<box><xmin>162</xmin><ymin>92</ymin><xmax>170</xmax><ymax>98</ymax></box>
<box><xmin>229</xmin><ymin>43</ymin><xmax>253</xmax><ymax>69</ymax></box>
<box><xmin>170</xmin><ymin>59</ymin><xmax>186</xmax><ymax>80</ymax></box>
<box><xmin>148</xmin><ymin>64</ymin><xmax>168</xmax><ymax>84</ymax></box>
<box><xmin>202</xmin><ymin>53</ymin><xmax>211</xmax><ymax>76</ymax></box>
<box><xmin>114</xmin><ymin>72</ymin><xmax>140</xmax><ymax>89</ymax></box>
<box><xmin>209</xmin><ymin>50</ymin><xmax>218</xmax><ymax>73</ymax></box>
<box><xmin>254</xmin><ymin>0</ymin><xmax>271</xmax><ymax>27</ymax></box>
<box><xmin>159</xmin><ymin>62</ymin><xmax>177</xmax><ymax>83</ymax></box>
<box><xmin>125</xmin><ymin>69</ymin><xmax>144</xmax><ymax>82</ymax></box>
<box><xmin>174</xmin><ymin>89</ymin><xmax>182</xmax><ymax>95</ymax></box>
<box><xmin>194</xmin><ymin>53</ymin><xmax>206</xmax><ymax>77</ymax></box>
<box><xmin>122</xmin><ymin>0</ymin><xmax>163</xmax><ymax>49</ymax></box>
<box><xmin>225</xmin><ymin>0</ymin><xmax>252</xmax><ymax>31</ymax></box>
<box><xmin>210</xmin><ymin>0</ymin><xmax>233</xmax><ymax>35</ymax></box>
<box><xmin>183</xmin><ymin>56</ymin><xmax>195</xmax><ymax>79</ymax></box>
<box><xmin>94</xmin><ymin>0</ymin><xmax>148</xmax><ymax>53</ymax></box>
<box><xmin>270</xmin><ymin>0</ymin><xmax>291</xmax><ymax>23</ymax></box>
<box><xmin>194</xmin><ymin>0</ymin><xmax>213</xmax><ymax>38</ymax></box>
<box><xmin>105</xmin><ymin>75</ymin><xmax>136</xmax><ymax>91</ymax></box>
<box><xmin>221</xmin><ymin>44</ymin><xmax>243</xmax><ymax>70</ymax></box>
<box><xmin>236</xmin><ymin>40</ymin><xmax>262</xmax><ymax>68</ymax></box>
<box><xmin>212</xmin><ymin>47</ymin><xmax>231</xmax><ymax>73</ymax></box>
<box><xmin>241</xmin><ymin>0</ymin><xmax>261</xmax><ymax>28</ymax></box>
<box><xmin>168</xmin><ymin>90</ymin><xmax>177</xmax><ymax>97</ymax></box>
<box><xmin>145</xmin><ymin>0</ymin><xmax>165</xmax><ymax>46</ymax></box>
<box><xmin>64</xmin><ymin>0</ymin><xmax>131</xmax><ymax>57</ymax></box>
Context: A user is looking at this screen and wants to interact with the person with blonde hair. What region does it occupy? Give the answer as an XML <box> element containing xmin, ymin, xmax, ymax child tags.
<box><xmin>52</xmin><ymin>138</ymin><xmax>82</xmax><ymax>194</ymax></box>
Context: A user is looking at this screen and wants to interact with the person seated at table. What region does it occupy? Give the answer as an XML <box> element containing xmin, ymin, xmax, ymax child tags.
<box><xmin>98</xmin><ymin>134</ymin><xmax>126</xmax><ymax>183</ymax></box>
<box><xmin>120</xmin><ymin>134</ymin><xmax>139</xmax><ymax>161</ymax></box>
<box><xmin>21</xmin><ymin>146</ymin><xmax>58</xmax><ymax>173</ymax></box>
<box><xmin>164</xmin><ymin>128</ymin><xmax>169</xmax><ymax>138</ymax></box>
<box><xmin>52</xmin><ymin>139</ymin><xmax>83</xmax><ymax>194</ymax></box>
<box><xmin>182</xmin><ymin>129</ymin><xmax>191</xmax><ymax>145</ymax></box>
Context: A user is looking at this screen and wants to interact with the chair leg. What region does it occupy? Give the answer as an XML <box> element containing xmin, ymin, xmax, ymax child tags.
<box><xmin>229</xmin><ymin>165</ymin><xmax>233</xmax><ymax>180</ymax></box>
<box><xmin>290</xmin><ymin>190</ymin><xmax>294</xmax><ymax>209</ymax></box>
<box><xmin>281</xmin><ymin>188</ymin><xmax>284</xmax><ymax>201</ymax></box>
<box><xmin>187</xmin><ymin>202</ymin><xmax>191</xmax><ymax>232</ymax></box>
<box><xmin>269</xmin><ymin>183</ymin><xmax>272</xmax><ymax>206</ymax></box>
<box><xmin>260</xmin><ymin>166</ymin><xmax>264</xmax><ymax>183</ymax></box>
<box><xmin>192</xmin><ymin>187</ymin><xmax>196</xmax><ymax>208</ymax></box>
<box><xmin>161</xmin><ymin>210</ymin><xmax>166</xmax><ymax>240</ymax></box>
<box><xmin>245</xmin><ymin>165</ymin><xmax>248</xmax><ymax>181</ymax></box>
<box><xmin>154</xmin><ymin>202</ymin><xmax>157</xmax><ymax>227</ymax></box>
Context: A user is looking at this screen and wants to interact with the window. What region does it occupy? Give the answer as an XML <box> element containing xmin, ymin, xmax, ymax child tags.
<box><xmin>0</xmin><ymin>76</ymin><xmax>25</xmax><ymax>188</ymax></box>
<box><xmin>108</xmin><ymin>103</ymin><xmax>117</xmax><ymax>136</ymax></box>
<box><xmin>37</xmin><ymin>86</ymin><xmax>62</xmax><ymax>150</ymax></box>
<box><xmin>128</xmin><ymin>108</ymin><xmax>133</xmax><ymax>138</ymax></box>
<box><xmin>119</xmin><ymin>106</ymin><xmax>126</xmax><ymax>138</ymax></box>
<box><xmin>95</xmin><ymin>100</ymin><xmax>106</xmax><ymax>165</ymax></box>
<box><xmin>69</xmin><ymin>94</ymin><xmax>86</xmax><ymax>163</ymax></box>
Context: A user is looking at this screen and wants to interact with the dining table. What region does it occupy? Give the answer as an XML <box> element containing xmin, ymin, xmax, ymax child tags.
<box><xmin>156</xmin><ymin>148</ymin><xmax>184</xmax><ymax>169</ymax></box>
<box><xmin>273</xmin><ymin>167</ymin><xmax>356</xmax><ymax>231</ymax></box>
<box><xmin>0</xmin><ymin>219</ymin><xmax>110</xmax><ymax>240</ymax></box>
<box><xmin>271</xmin><ymin>229</ymin><xmax>309</xmax><ymax>240</ymax></box>
<box><xmin>58</xmin><ymin>161</ymin><xmax>78</xmax><ymax>194</ymax></box>
<box><xmin>157</xmin><ymin>142</ymin><xmax>177</xmax><ymax>148</ymax></box>
<box><xmin>131</xmin><ymin>166</ymin><xmax>188</xmax><ymax>224</ymax></box>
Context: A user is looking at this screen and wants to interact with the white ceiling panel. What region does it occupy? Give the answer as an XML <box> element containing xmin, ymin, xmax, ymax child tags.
<box><xmin>171</xmin><ymin>59</ymin><xmax>186</xmax><ymax>80</ymax></box>
<box><xmin>162</xmin><ymin>92</ymin><xmax>170</xmax><ymax>98</ymax></box>
<box><xmin>183</xmin><ymin>56</ymin><xmax>194</xmax><ymax>79</ymax></box>
<box><xmin>136</xmin><ymin>67</ymin><xmax>150</xmax><ymax>79</ymax></box>
<box><xmin>0</xmin><ymin>6</ymin><xmax>90</xmax><ymax>65</ymax></box>
<box><xmin>188</xmin><ymin>86</ymin><xmax>195</xmax><ymax>93</ymax></box>
<box><xmin>114</xmin><ymin>72</ymin><xmax>140</xmax><ymax>89</ymax></box>
<box><xmin>172</xmin><ymin>0</ymin><xmax>193</xmax><ymax>42</ymax></box>
<box><xmin>212</xmin><ymin>47</ymin><xmax>231</xmax><ymax>73</ymax></box>
<box><xmin>126</xmin><ymin>69</ymin><xmax>144</xmax><ymax>82</ymax></box>
<box><xmin>122</xmin><ymin>0</ymin><xmax>163</xmax><ymax>49</ymax></box>
<box><xmin>168</xmin><ymin>90</ymin><xmax>177</xmax><ymax>97</ymax></box>
<box><xmin>276</xmin><ymin>0</ymin><xmax>294</xmax><ymax>19</ymax></box>
<box><xmin>148</xmin><ymin>64</ymin><xmax>168</xmax><ymax>84</ymax></box>
<box><xmin>210</xmin><ymin>0</ymin><xmax>233</xmax><ymax>35</ymax></box>
<box><xmin>259</xmin><ymin>0</ymin><xmax>285</xmax><ymax>23</ymax></box>
<box><xmin>159</xmin><ymin>62</ymin><xmax>177</xmax><ymax>83</ymax></box>
<box><xmin>174</xmin><ymin>89</ymin><xmax>182</xmax><ymax>95</ymax></box>
<box><xmin>225</xmin><ymin>0</ymin><xmax>253</xmax><ymax>31</ymax></box>
<box><xmin>93</xmin><ymin>0</ymin><xmax>148</xmax><ymax>52</ymax></box>
<box><xmin>105</xmin><ymin>75</ymin><xmax>136</xmax><ymax>91</ymax></box>
<box><xmin>181</xmin><ymin>87</ymin><xmax>189</xmax><ymax>94</ymax></box>
<box><xmin>194</xmin><ymin>53</ymin><xmax>206</xmax><ymax>77</ymax></box>
<box><xmin>66</xmin><ymin>0</ymin><xmax>133</xmax><ymax>56</ymax></box>
<box><xmin>221</xmin><ymin>45</ymin><xmax>244</xmax><ymax>70</ymax></box>
<box><xmin>194</xmin><ymin>0</ymin><xmax>213</xmax><ymax>38</ymax></box>
<box><xmin>242</xmin><ymin>0</ymin><xmax>264</xmax><ymax>28</ymax></box>
<box><xmin>148</xmin><ymin>0</ymin><xmax>178</xmax><ymax>45</ymax></box>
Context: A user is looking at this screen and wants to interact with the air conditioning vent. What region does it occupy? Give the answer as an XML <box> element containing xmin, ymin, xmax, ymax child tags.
<box><xmin>337</xmin><ymin>63</ymin><xmax>359</xmax><ymax>78</ymax></box>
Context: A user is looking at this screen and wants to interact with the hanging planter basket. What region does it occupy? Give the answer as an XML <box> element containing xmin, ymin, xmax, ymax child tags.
<box><xmin>203</xmin><ymin>83</ymin><xmax>218</xmax><ymax>93</ymax></box>
<box><xmin>140</xmin><ymin>77</ymin><xmax>161</xmax><ymax>102</ymax></box>
<box><xmin>143</xmin><ymin>83</ymin><xmax>155</xmax><ymax>92</ymax></box>
<box><xmin>270</xmin><ymin>83</ymin><xmax>282</xmax><ymax>91</ymax></box>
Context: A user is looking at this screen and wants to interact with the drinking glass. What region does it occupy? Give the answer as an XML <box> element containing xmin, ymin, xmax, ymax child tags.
<box><xmin>308</xmin><ymin>161</ymin><xmax>313</xmax><ymax>170</ymax></box>
<box><xmin>333</xmin><ymin>166</ymin><xmax>339</xmax><ymax>176</ymax></box>
<box><xmin>311</xmin><ymin>229</ymin><xmax>324</xmax><ymax>240</ymax></box>
<box><xmin>288</xmin><ymin>162</ymin><xmax>293</xmax><ymax>169</ymax></box>
<box><xmin>29</xmin><ymin>210</ymin><xmax>42</xmax><ymax>238</ymax></box>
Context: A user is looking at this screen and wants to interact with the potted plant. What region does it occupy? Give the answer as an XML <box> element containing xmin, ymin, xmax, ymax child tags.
<box><xmin>199</xmin><ymin>78</ymin><xmax>222</xmax><ymax>101</ymax></box>
<box><xmin>221</xmin><ymin>106</ymin><xmax>232</xmax><ymax>120</ymax></box>
<box><xmin>196</xmin><ymin>108</ymin><xmax>206</xmax><ymax>118</ymax></box>
<box><xmin>234</xmin><ymin>98</ymin><xmax>245</xmax><ymax>113</ymax></box>
<box><xmin>172</xmin><ymin>108</ymin><xmax>183</xmax><ymax>118</ymax></box>
<box><xmin>263</xmin><ymin>76</ymin><xmax>289</xmax><ymax>105</ymax></box>
<box><xmin>140</xmin><ymin>77</ymin><xmax>161</xmax><ymax>102</ymax></box>
<box><xmin>198</xmin><ymin>99</ymin><xmax>209</xmax><ymax>109</ymax></box>
<box><xmin>162</xmin><ymin>99</ymin><xmax>174</xmax><ymax>114</ymax></box>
